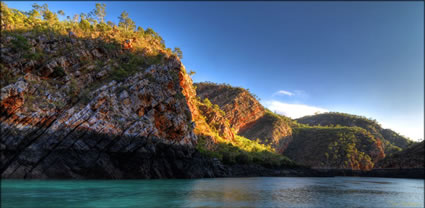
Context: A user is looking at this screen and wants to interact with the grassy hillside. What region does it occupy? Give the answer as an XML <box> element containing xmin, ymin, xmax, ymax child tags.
<box><xmin>238</xmin><ymin>110</ymin><xmax>294</xmax><ymax>153</ymax></box>
<box><xmin>285</xmin><ymin>126</ymin><xmax>385</xmax><ymax>170</ymax></box>
<box><xmin>296</xmin><ymin>112</ymin><xmax>414</xmax><ymax>154</ymax></box>
<box><xmin>194</xmin><ymin>97</ymin><xmax>296</xmax><ymax>168</ymax></box>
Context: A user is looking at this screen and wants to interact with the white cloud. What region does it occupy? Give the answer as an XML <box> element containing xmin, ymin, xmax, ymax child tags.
<box><xmin>274</xmin><ymin>90</ymin><xmax>294</xmax><ymax>96</ymax></box>
<box><xmin>379</xmin><ymin>121</ymin><xmax>424</xmax><ymax>142</ymax></box>
<box><xmin>262</xmin><ymin>100</ymin><xmax>329</xmax><ymax>119</ymax></box>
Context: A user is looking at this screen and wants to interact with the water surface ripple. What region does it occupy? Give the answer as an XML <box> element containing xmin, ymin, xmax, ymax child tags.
<box><xmin>2</xmin><ymin>177</ymin><xmax>424</xmax><ymax>208</ymax></box>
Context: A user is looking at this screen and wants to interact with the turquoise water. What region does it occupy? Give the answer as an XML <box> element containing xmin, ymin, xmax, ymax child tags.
<box><xmin>1</xmin><ymin>177</ymin><xmax>424</xmax><ymax>208</ymax></box>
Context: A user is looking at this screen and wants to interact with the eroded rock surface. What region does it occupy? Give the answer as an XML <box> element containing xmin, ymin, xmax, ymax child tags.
<box><xmin>0</xmin><ymin>33</ymin><xmax>212</xmax><ymax>178</ymax></box>
<box><xmin>195</xmin><ymin>83</ymin><xmax>265</xmax><ymax>132</ymax></box>
<box><xmin>195</xmin><ymin>83</ymin><xmax>293</xmax><ymax>152</ymax></box>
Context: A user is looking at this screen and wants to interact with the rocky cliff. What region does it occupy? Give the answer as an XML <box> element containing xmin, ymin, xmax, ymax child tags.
<box><xmin>0</xmin><ymin>27</ymin><xmax>300</xmax><ymax>179</ymax></box>
<box><xmin>195</xmin><ymin>82</ymin><xmax>293</xmax><ymax>152</ymax></box>
<box><xmin>195</xmin><ymin>82</ymin><xmax>265</xmax><ymax>132</ymax></box>
<box><xmin>0</xmin><ymin>30</ymin><xmax>233</xmax><ymax>178</ymax></box>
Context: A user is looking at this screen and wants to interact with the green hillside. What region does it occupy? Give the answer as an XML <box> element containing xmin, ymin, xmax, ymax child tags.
<box><xmin>296</xmin><ymin>112</ymin><xmax>414</xmax><ymax>154</ymax></box>
<box><xmin>285</xmin><ymin>126</ymin><xmax>385</xmax><ymax>170</ymax></box>
<box><xmin>376</xmin><ymin>141</ymin><xmax>424</xmax><ymax>168</ymax></box>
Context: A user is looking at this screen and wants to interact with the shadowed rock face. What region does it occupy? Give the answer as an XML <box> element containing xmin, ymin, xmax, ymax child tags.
<box><xmin>1</xmin><ymin>127</ymin><xmax>228</xmax><ymax>179</ymax></box>
<box><xmin>1</xmin><ymin>124</ymin><xmax>324</xmax><ymax>179</ymax></box>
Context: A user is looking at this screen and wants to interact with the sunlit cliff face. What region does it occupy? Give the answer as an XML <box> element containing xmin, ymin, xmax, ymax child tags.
<box><xmin>1</xmin><ymin>33</ymin><xmax>199</xmax><ymax>147</ymax></box>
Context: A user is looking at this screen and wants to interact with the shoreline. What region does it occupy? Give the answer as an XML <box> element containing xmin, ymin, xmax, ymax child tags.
<box><xmin>313</xmin><ymin>168</ymin><xmax>425</xmax><ymax>179</ymax></box>
<box><xmin>2</xmin><ymin>162</ymin><xmax>423</xmax><ymax>179</ymax></box>
<box><xmin>2</xmin><ymin>127</ymin><xmax>423</xmax><ymax>180</ymax></box>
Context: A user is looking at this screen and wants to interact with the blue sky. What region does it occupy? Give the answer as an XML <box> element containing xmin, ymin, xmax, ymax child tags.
<box><xmin>6</xmin><ymin>1</ymin><xmax>424</xmax><ymax>141</ymax></box>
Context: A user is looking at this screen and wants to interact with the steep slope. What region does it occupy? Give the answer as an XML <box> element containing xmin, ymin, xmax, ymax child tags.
<box><xmin>296</xmin><ymin>112</ymin><xmax>413</xmax><ymax>154</ymax></box>
<box><xmin>285</xmin><ymin>127</ymin><xmax>385</xmax><ymax>170</ymax></box>
<box><xmin>195</xmin><ymin>82</ymin><xmax>293</xmax><ymax>152</ymax></box>
<box><xmin>376</xmin><ymin>141</ymin><xmax>424</xmax><ymax>169</ymax></box>
<box><xmin>0</xmin><ymin>30</ymin><xmax>224</xmax><ymax>178</ymax></box>
<box><xmin>380</xmin><ymin>129</ymin><xmax>413</xmax><ymax>152</ymax></box>
<box><xmin>195</xmin><ymin>82</ymin><xmax>265</xmax><ymax>132</ymax></box>
<box><xmin>195</xmin><ymin>98</ymin><xmax>234</xmax><ymax>142</ymax></box>
<box><xmin>193</xmin><ymin>94</ymin><xmax>296</xmax><ymax>168</ymax></box>
<box><xmin>238</xmin><ymin>110</ymin><xmax>293</xmax><ymax>153</ymax></box>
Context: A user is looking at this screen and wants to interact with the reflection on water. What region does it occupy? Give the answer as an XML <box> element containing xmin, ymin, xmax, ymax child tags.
<box><xmin>2</xmin><ymin>177</ymin><xmax>424</xmax><ymax>208</ymax></box>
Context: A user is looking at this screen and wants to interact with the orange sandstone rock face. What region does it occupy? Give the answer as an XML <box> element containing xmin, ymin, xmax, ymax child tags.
<box><xmin>194</xmin><ymin>82</ymin><xmax>292</xmax><ymax>149</ymax></box>
<box><xmin>1</xmin><ymin>81</ymin><xmax>27</xmax><ymax>116</ymax></box>
<box><xmin>174</xmin><ymin>60</ymin><xmax>235</xmax><ymax>142</ymax></box>
<box><xmin>225</xmin><ymin>91</ymin><xmax>265</xmax><ymax>132</ymax></box>
<box><xmin>1</xmin><ymin>33</ymin><xmax>197</xmax><ymax>147</ymax></box>
<box><xmin>373</xmin><ymin>138</ymin><xmax>386</xmax><ymax>163</ymax></box>
<box><xmin>0</xmin><ymin>33</ymin><xmax>217</xmax><ymax>179</ymax></box>
<box><xmin>194</xmin><ymin>83</ymin><xmax>265</xmax><ymax>132</ymax></box>
<box><xmin>177</xmin><ymin>62</ymin><xmax>199</xmax><ymax>124</ymax></box>
<box><xmin>197</xmin><ymin>102</ymin><xmax>235</xmax><ymax>142</ymax></box>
